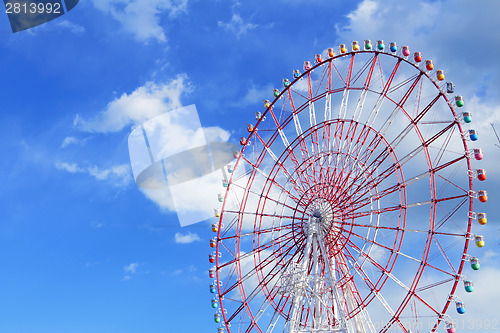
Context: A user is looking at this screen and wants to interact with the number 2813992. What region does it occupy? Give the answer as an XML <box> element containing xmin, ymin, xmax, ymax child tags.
<box><xmin>5</xmin><ymin>2</ymin><xmax>62</xmax><ymax>14</ymax></box>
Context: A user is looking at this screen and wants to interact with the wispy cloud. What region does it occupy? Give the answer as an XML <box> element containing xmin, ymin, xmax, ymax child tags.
<box><xmin>123</xmin><ymin>262</ymin><xmax>141</xmax><ymax>280</ymax></box>
<box><xmin>90</xmin><ymin>221</ymin><xmax>104</xmax><ymax>229</ymax></box>
<box><xmin>57</xmin><ymin>20</ymin><xmax>85</xmax><ymax>35</ymax></box>
<box><xmin>124</xmin><ymin>262</ymin><xmax>139</xmax><ymax>274</ymax></box>
<box><xmin>74</xmin><ymin>75</ymin><xmax>189</xmax><ymax>133</ymax></box>
<box><xmin>55</xmin><ymin>161</ymin><xmax>81</xmax><ymax>173</ymax></box>
<box><xmin>61</xmin><ymin>136</ymin><xmax>89</xmax><ymax>148</ymax></box>
<box><xmin>171</xmin><ymin>265</ymin><xmax>196</xmax><ymax>276</ymax></box>
<box><xmin>55</xmin><ymin>161</ymin><xmax>132</xmax><ymax>187</ymax></box>
<box><xmin>235</xmin><ymin>82</ymin><xmax>273</xmax><ymax>107</ymax></box>
<box><xmin>91</xmin><ymin>0</ymin><xmax>188</xmax><ymax>43</ymax></box>
<box><xmin>218</xmin><ymin>13</ymin><xmax>257</xmax><ymax>39</ymax></box>
<box><xmin>174</xmin><ymin>232</ymin><xmax>200</xmax><ymax>244</ymax></box>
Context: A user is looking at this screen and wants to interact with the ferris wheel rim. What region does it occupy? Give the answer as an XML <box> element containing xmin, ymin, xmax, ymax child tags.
<box><xmin>215</xmin><ymin>45</ymin><xmax>476</xmax><ymax>333</ymax></box>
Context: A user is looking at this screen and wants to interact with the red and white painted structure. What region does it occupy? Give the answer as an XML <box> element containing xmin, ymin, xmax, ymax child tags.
<box><xmin>208</xmin><ymin>41</ymin><xmax>488</xmax><ymax>333</ymax></box>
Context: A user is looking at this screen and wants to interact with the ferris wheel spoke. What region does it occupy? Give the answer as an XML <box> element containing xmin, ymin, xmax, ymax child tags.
<box><xmin>264</xmin><ymin>304</ymin><xmax>285</xmax><ymax>333</ymax></box>
<box><xmin>332</xmin><ymin>248</ymin><xmax>364</xmax><ymax>304</ymax></box>
<box><xmin>379</xmin><ymin>73</ymin><xmax>424</xmax><ymax>135</ymax></box>
<box><xmin>340</xmin><ymin>245</ymin><xmax>379</xmax><ymax>292</ymax></box>
<box><xmin>266</xmin><ymin>108</ymin><xmax>310</xmax><ymax>184</ymax></box>
<box><xmin>225</xmin><ymin>210</ymin><xmax>304</xmax><ymax>222</ymax></box>
<box><xmin>333</xmin><ymin>146</ymin><xmax>405</xmax><ymax>209</ymax></box>
<box><xmin>268</xmin><ymin>109</ymin><xmax>292</xmax><ymax>149</ymax></box>
<box><xmin>337</xmin><ymin>119</ymin><xmax>364</xmax><ymax>160</ymax></box>
<box><xmin>229</xmin><ymin>182</ymin><xmax>304</xmax><ymax>214</ymax></box>
<box><xmin>241</xmin><ymin>156</ymin><xmax>306</xmax><ymax>202</ymax></box>
<box><xmin>329</xmin><ymin>134</ymin><xmax>388</xmax><ymax>199</ymax></box>
<box><xmin>280</xmin><ymin>102</ymin><xmax>318</xmax><ymax>188</ymax></box>
<box><xmin>381</xmin><ymin>93</ymin><xmax>443</xmax><ymax>149</ymax></box>
<box><xmin>222</xmin><ymin>224</ymin><xmax>296</xmax><ymax>241</ymax></box>
<box><xmin>239</xmin><ymin>293</ymin><xmax>278</xmax><ymax>333</ymax></box>
<box><xmin>227</xmin><ymin>246</ymin><xmax>303</xmax><ymax>325</ymax></box>
<box><xmin>295</xmin><ymin>137</ymin><xmax>317</xmax><ymax>184</ymax></box>
<box><xmin>342</xmin><ymin>204</ymin><xmax>402</xmax><ymax>220</ymax></box>
<box><xmin>387</xmin><ymin>72</ymin><xmax>421</xmax><ymax>95</ymax></box>
<box><xmin>323</xmin><ymin>61</ymin><xmax>334</xmax><ymax>123</ymax></box>
<box><xmin>374</xmin><ymin>131</ymin><xmax>459</xmax><ymax>187</ymax></box>
<box><xmin>219</xmin><ymin>230</ymin><xmax>298</xmax><ymax>272</ymax></box>
<box><xmin>220</xmin><ymin>243</ymin><xmax>301</xmax><ymax>314</ymax></box>
<box><xmin>339</xmin><ymin>217</ymin><xmax>467</xmax><ymax>240</ymax></box>
<box><xmin>435</xmin><ymin>172</ymin><xmax>468</xmax><ymax>193</ymax></box>
<box><xmin>352</xmin><ymin>55</ymin><xmax>378</xmax><ymax>122</ymax></box>
<box><xmin>342</xmin><ymin>120</ymin><xmax>370</xmax><ymax>163</ymax></box>
<box><xmin>430</xmin><ymin>125</ymin><xmax>457</xmax><ymax>167</ymax></box>
<box><xmin>378</xmin><ymin>275</ymin><xmax>450</xmax><ymax>332</ymax></box>
<box><xmin>414</xmin><ymin>277</ymin><xmax>454</xmax><ymax>294</ymax></box>
<box><xmin>288</xmin><ymin>138</ymin><xmax>318</xmax><ymax>189</ymax></box>
<box><xmin>331</xmin><ymin>60</ymin><xmax>347</xmax><ymax>86</ymax></box>
<box><xmin>323</xmin><ymin>132</ymin><xmax>369</xmax><ymax>193</ymax></box>
<box><xmin>408</xmin><ymin>292</ymin><xmax>442</xmax><ymax>317</ymax></box>
<box><xmin>341</xmin><ymin>230</ymin><xmax>397</xmax><ymax>257</ymax></box>
<box><xmin>432</xmin><ymin>154</ymin><xmax>467</xmax><ymax>174</ymax></box>
<box><xmin>366</xmin><ymin>58</ymin><xmax>402</xmax><ymax>126</ymax></box>
<box><xmin>350</xmin><ymin>53</ymin><xmax>377</xmax><ymax>86</ymax></box>
<box><xmin>422</xmin><ymin>259</ymin><xmax>458</xmax><ymax>278</ymax></box>
<box><xmin>338</xmin><ymin>243</ymin><xmax>400</xmax><ymax>322</ymax></box>
<box><xmin>287</xmin><ymin>90</ymin><xmax>304</xmax><ymax>139</ymax></box>
<box><xmin>338</xmin><ymin>54</ymin><xmax>355</xmax><ymax>120</ymax></box>
<box><xmin>220</xmin><ymin>215</ymin><xmax>240</xmax><ymax>238</ymax></box>
<box><xmin>310</xmin><ymin>127</ymin><xmax>321</xmax><ymax>167</ymax></box>
<box><xmin>385</xmin><ymin>288</ymin><xmax>443</xmax><ymax>333</ymax></box>
<box><xmin>306</xmin><ymin>73</ymin><xmax>317</xmax><ymax>128</ymax></box>
<box><xmin>434</xmin><ymin>198</ymin><xmax>467</xmax><ymax>231</ymax></box>
<box><xmin>219</xmin><ymin>235</ymin><xmax>238</xmax><ymax>258</ymax></box>
<box><xmin>337</xmin><ymin>182</ymin><xmax>401</xmax><ymax>215</ymax></box>
<box><xmin>332</xmin><ymin>126</ymin><xmax>380</xmax><ymax>188</ymax></box>
<box><xmin>253</xmin><ymin>132</ymin><xmax>280</xmax><ymax>163</ymax></box>
<box><xmin>434</xmin><ymin>238</ymin><xmax>457</xmax><ymax>274</ymax></box>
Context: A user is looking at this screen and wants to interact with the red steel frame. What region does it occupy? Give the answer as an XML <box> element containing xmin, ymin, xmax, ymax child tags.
<box><xmin>215</xmin><ymin>48</ymin><xmax>474</xmax><ymax>333</ymax></box>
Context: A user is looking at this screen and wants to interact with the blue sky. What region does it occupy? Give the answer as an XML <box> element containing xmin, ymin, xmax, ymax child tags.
<box><xmin>0</xmin><ymin>1</ymin><xmax>499</xmax><ymax>332</ymax></box>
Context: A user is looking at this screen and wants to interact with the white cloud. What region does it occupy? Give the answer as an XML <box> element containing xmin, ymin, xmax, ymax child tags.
<box><xmin>126</xmin><ymin>105</ymin><xmax>235</xmax><ymax>225</ymax></box>
<box><xmin>55</xmin><ymin>161</ymin><xmax>132</xmax><ymax>187</ymax></box>
<box><xmin>55</xmin><ymin>161</ymin><xmax>81</xmax><ymax>173</ymax></box>
<box><xmin>61</xmin><ymin>136</ymin><xmax>89</xmax><ymax>148</ymax></box>
<box><xmin>336</xmin><ymin>0</ymin><xmax>500</xmax><ymax>105</ymax></box>
<box><xmin>124</xmin><ymin>262</ymin><xmax>139</xmax><ymax>274</ymax></box>
<box><xmin>174</xmin><ymin>231</ymin><xmax>201</xmax><ymax>244</ymax></box>
<box><xmin>123</xmin><ymin>262</ymin><xmax>141</xmax><ymax>281</ymax></box>
<box><xmin>75</xmin><ymin>75</ymin><xmax>189</xmax><ymax>133</ymax></box>
<box><xmin>90</xmin><ymin>221</ymin><xmax>104</xmax><ymax>228</ymax></box>
<box><xmin>61</xmin><ymin>136</ymin><xmax>78</xmax><ymax>148</ymax></box>
<box><xmin>236</xmin><ymin>82</ymin><xmax>273</xmax><ymax>107</ymax></box>
<box><xmin>171</xmin><ymin>265</ymin><xmax>196</xmax><ymax>275</ymax></box>
<box><xmin>57</xmin><ymin>20</ymin><xmax>85</xmax><ymax>35</ymax></box>
<box><xmin>91</xmin><ymin>0</ymin><xmax>188</xmax><ymax>43</ymax></box>
<box><xmin>218</xmin><ymin>13</ymin><xmax>257</xmax><ymax>38</ymax></box>
<box><xmin>140</xmin><ymin>187</ymin><xmax>176</xmax><ymax>211</ymax></box>
<box><xmin>203</xmin><ymin>126</ymin><xmax>231</xmax><ymax>143</ymax></box>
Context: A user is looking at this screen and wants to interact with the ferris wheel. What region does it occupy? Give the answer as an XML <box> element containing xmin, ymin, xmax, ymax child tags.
<box><xmin>208</xmin><ymin>40</ymin><xmax>489</xmax><ymax>333</ymax></box>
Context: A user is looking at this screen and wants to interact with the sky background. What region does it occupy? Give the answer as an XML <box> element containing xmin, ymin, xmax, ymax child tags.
<box><xmin>0</xmin><ymin>0</ymin><xmax>499</xmax><ymax>332</ymax></box>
